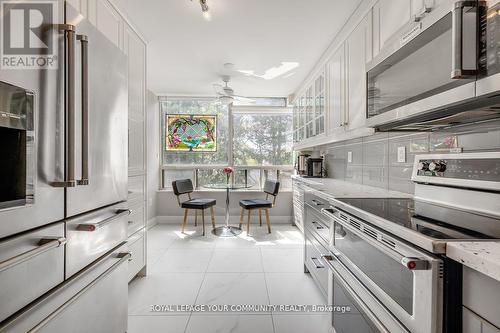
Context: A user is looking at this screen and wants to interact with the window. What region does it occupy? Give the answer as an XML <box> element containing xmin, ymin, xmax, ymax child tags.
<box><xmin>160</xmin><ymin>97</ymin><xmax>293</xmax><ymax>191</ymax></box>
<box><xmin>160</xmin><ymin>98</ymin><xmax>229</xmax><ymax>165</ymax></box>
<box><xmin>233</xmin><ymin>111</ymin><xmax>293</xmax><ymax>166</ymax></box>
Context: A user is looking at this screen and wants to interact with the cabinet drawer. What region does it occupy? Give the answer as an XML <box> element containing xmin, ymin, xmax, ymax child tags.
<box><xmin>305</xmin><ymin>206</ymin><xmax>330</xmax><ymax>247</ymax></box>
<box><xmin>305</xmin><ymin>193</ymin><xmax>328</xmax><ymax>210</ymax></box>
<box><xmin>128</xmin><ymin>230</ymin><xmax>146</xmax><ymax>282</ymax></box>
<box><xmin>128</xmin><ymin>205</ymin><xmax>145</xmax><ymax>237</ymax></box>
<box><xmin>305</xmin><ymin>233</ymin><xmax>329</xmax><ymax>297</ymax></box>
<box><xmin>0</xmin><ymin>223</ymin><xmax>65</xmax><ymax>323</ymax></box>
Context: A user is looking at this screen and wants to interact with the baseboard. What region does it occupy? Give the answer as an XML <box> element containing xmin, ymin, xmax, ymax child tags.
<box><xmin>147</xmin><ymin>217</ymin><xmax>159</xmax><ymax>229</ymax></box>
<box><xmin>156</xmin><ymin>215</ymin><xmax>293</xmax><ymax>225</ymax></box>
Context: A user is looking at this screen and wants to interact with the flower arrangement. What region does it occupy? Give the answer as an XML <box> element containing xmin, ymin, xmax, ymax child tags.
<box><xmin>223</xmin><ymin>167</ymin><xmax>234</xmax><ymax>184</ymax></box>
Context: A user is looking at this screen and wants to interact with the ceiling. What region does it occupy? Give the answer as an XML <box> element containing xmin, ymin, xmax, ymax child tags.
<box><xmin>115</xmin><ymin>0</ymin><xmax>362</xmax><ymax>97</ymax></box>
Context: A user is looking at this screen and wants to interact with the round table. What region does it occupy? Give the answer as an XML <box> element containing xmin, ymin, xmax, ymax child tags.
<box><xmin>203</xmin><ymin>183</ymin><xmax>253</xmax><ymax>237</ymax></box>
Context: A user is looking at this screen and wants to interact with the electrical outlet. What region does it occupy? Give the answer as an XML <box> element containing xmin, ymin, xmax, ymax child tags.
<box><xmin>397</xmin><ymin>146</ymin><xmax>406</xmax><ymax>163</ymax></box>
<box><xmin>347</xmin><ymin>151</ymin><xmax>353</xmax><ymax>163</ymax></box>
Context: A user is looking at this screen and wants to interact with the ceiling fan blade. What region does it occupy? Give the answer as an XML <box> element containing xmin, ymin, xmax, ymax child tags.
<box><xmin>213</xmin><ymin>83</ymin><xmax>225</xmax><ymax>95</ymax></box>
<box><xmin>233</xmin><ymin>95</ymin><xmax>256</xmax><ymax>103</ymax></box>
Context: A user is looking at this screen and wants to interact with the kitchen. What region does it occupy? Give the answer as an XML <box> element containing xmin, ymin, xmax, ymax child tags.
<box><xmin>0</xmin><ymin>0</ymin><xmax>499</xmax><ymax>332</ymax></box>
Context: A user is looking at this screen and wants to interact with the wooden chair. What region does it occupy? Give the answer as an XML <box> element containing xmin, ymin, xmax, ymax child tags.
<box><xmin>172</xmin><ymin>179</ymin><xmax>216</xmax><ymax>236</ymax></box>
<box><xmin>238</xmin><ymin>180</ymin><xmax>280</xmax><ymax>234</ymax></box>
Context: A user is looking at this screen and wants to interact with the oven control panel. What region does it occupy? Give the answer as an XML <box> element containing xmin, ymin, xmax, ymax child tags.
<box><xmin>412</xmin><ymin>153</ymin><xmax>500</xmax><ymax>191</ymax></box>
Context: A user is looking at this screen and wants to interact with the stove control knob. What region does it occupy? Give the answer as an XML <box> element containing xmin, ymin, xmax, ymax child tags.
<box><xmin>417</xmin><ymin>162</ymin><xmax>429</xmax><ymax>171</ymax></box>
<box><xmin>429</xmin><ymin>162</ymin><xmax>446</xmax><ymax>172</ymax></box>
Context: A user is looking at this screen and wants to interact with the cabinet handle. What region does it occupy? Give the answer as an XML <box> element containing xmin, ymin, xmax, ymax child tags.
<box><xmin>311</xmin><ymin>199</ymin><xmax>324</xmax><ymax>206</ymax></box>
<box><xmin>413</xmin><ymin>5</ymin><xmax>432</xmax><ymax>22</ymax></box>
<box><xmin>311</xmin><ymin>257</ymin><xmax>325</xmax><ymax>269</ymax></box>
<box><xmin>312</xmin><ymin>221</ymin><xmax>324</xmax><ymax>230</ymax></box>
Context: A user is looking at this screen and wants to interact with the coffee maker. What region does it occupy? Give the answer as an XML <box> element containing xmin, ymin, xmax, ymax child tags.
<box><xmin>296</xmin><ymin>154</ymin><xmax>310</xmax><ymax>176</ymax></box>
<box><xmin>306</xmin><ymin>157</ymin><xmax>324</xmax><ymax>178</ymax></box>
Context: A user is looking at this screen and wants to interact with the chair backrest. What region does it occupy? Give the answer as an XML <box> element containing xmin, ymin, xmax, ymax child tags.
<box><xmin>263</xmin><ymin>180</ymin><xmax>280</xmax><ymax>197</ymax></box>
<box><xmin>172</xmin><ymin>179</ymin><xmax>194</xmax><ymax>196</ymax></box>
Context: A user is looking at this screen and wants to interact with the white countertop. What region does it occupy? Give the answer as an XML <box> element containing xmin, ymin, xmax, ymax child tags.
<box><xmin>292</xmin><ymin>176</ymin><xmax>413</xmax><ymax>199</ymax></box>
<box><xmin>447</xmin><ymin>242</ymin><xmax>500</xmax><ymax>282</ymax></box>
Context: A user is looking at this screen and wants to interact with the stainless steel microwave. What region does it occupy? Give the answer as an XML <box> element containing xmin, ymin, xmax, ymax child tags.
<box><xmin>366</xmin><ymin>0</ymin><xmax>500</xmax><ymax>131</ymax></box>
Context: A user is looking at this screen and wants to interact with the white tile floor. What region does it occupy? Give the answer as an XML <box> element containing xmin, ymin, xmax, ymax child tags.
<box><xmin>128</xmin><ymin>223</ymin><xmax>335</xmax><ymax>333</ymax></box>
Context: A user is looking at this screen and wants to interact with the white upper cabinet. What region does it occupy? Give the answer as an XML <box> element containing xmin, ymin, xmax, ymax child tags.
<box><xmin>345</xmin><ymin>13</ymin><xmax>372</xmax><ymax>131</ymax></box>
<box><xmin>89</xmin><ymin>0</ymin><xmax>123</xmax><ymax>49</ymax></box>
<box><xmin>377</xmin><ymin>0</ymin><xmax>411</xmax><ymax>50</ymax></box>
<box><xmin>327</xmin><ymin>44</ymin><xmax>345</xmax><ymax>133</ymax></box>
<box><xmin>124</xmin><ymin>24</ymin><xmax>147</xmax><ymax>175</ymax></box>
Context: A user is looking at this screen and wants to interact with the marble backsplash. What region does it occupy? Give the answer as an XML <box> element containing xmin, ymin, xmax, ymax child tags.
<box><xmin>319</xmin><ymin>120</ymin><xmax>500</xmax><ymax>194</ymax></box>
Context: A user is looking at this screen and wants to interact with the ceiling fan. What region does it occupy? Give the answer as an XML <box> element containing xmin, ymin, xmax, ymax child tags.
<box><xmin>213</xmin><ymin>75</ymin><xmax>255</xmax><ymax>105</ymax></box>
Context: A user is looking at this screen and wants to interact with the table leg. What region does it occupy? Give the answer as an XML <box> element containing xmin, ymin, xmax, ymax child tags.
<box><xmin>212</xmin><ymin>186</ymin><xmax>243</xmax><ymax>237</ymax></box>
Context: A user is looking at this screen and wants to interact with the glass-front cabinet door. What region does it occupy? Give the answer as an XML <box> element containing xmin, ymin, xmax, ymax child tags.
<box><xmin>314</xmin><ymin>72</ymin><xmax>325</xmax><ymax>136</ymax></box>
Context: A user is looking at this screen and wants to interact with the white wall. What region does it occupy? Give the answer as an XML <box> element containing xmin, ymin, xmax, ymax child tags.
<box><xmin>146</xmin><ymin>90</ymin><xmax>160</xmax><ymax>225</ymax></box>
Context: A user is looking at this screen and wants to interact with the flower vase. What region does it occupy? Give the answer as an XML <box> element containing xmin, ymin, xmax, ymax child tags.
<box><xmin>226</xmin><ymin>173</ymin><xmax>230</xmax><ymax>185</ymax></box>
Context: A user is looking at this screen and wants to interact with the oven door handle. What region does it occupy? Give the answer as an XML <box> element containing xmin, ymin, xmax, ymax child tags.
<box><xmin>321</xmin><ymin>254</ymin><xmax>393</xmax><ymax>333</ymax></box>
<box><xmin>330</xmin><ymin>212</ymin><xmax>429</xmax><ymax>271</ymax></box>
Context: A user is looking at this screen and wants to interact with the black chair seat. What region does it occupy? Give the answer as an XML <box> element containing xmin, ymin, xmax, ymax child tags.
<box><xmin>239</xmin><ymin>199</ymin><xmax>273</xmax><ymax>209</ymax></box>
<box><xmin>181</xmin><ymin>198</ymin><xmax>216</xmax><ymax>209</ymax></box>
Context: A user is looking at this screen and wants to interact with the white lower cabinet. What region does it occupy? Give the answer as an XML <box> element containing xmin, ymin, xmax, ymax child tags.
<box><xmin>292</xmin><ymin>180</ymin><xmax>305</xmax><ymax>233</ymax></box>
<box><xmin>463</xmin><ymin>307</ymin><xmax>500</xmax><ymax>333</ymax></box>
<box><xmin>128</xmin><ymin>229</ymin><xmax>146</xmax><ymax>282</ymax></box>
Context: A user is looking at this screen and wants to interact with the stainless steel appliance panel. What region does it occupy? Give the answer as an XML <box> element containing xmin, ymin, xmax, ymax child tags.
<box><xmin>65</xmin><ymin>203</ymin><xmax>129</xmax><ymax>278</ymax></box>
<box><xmin>0</xmin><ymin>223</ymin><xmax>65</xmax><ymax>323</ymax></box>
<box><xmin>0</xmin><ymin>3</ymin><xmax>65</xmax><ymax>238</ymax></box>
<box><xmin>322</xmin><ymin>254</ymin><xmax>409</xmax><ymax>333</ymax></box>
<box><xmin>367</xmin><ymin>8</ymin><xmax>477</xmax><ymax>124</ymax></box>
<box><xmin>65</xmin><ymin>5</ymin><xmax>128</xmax><ymax>217</ymax></box>
<box><xmin>325</xmin><ymin>207</ymin><xmax>443</xmax><ymax>333</ymax></box>
<box><xmin>0</xmin><ymin>243</ymin><xmax>130</xmax><ymax>333</ymax></box>
<box><xmin>476</xmin><ymin>1</ymin><xmax>500</xmax><ymax>96</ymax></box>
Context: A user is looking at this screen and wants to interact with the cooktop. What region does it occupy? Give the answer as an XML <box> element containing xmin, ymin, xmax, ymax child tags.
<box><xmin>335</xmin><ymin>197</ymin><xmax>499</xmax><ymax>240</ymax></box>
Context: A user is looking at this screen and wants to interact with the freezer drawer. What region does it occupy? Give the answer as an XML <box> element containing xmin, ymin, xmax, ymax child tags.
<box><xmin>0</xmin><ymin>243</ymin><xmax>130</xmax><ymax>333</ymax></box>
<box><xmin>65</xmin><ymin>203</ymin><xmax>129</xmax><ymax>278</ymax></box>
<box><xmin>0</xmin><ymin>223</ymin><xmax>65</xmax><ymax>323</ymax></box>
<box><xmin>128</xmin><ymin>229</ymin><xmax>146</xmax><ymax>282</ymax></box>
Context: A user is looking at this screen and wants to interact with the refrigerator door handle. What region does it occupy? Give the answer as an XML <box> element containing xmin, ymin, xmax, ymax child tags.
<box><xmin>77</xmin><ymin>34</ymin><xmax>89</xmax><ymax>186</ymax></box>
<box><xmin>52</xmin><ymin>24</ymin><xmax>77</xmax><ymax>188</ymax></box>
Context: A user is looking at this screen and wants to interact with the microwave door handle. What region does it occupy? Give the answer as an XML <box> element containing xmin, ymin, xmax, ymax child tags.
<box><xmin>451</xmin><ymin>1</ymin><xmax>478</xmax><ymax>79</ymax></box>
<box><xmin>77</xmin><ymin>34</ymin><xmax>89</xmax><ymax>186</ymax></box>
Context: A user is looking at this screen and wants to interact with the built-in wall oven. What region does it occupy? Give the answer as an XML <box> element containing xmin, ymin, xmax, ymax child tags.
<box><xmin>0</xmin><ymin>81</ymin><xmax>35</xmax><ymax>211</ymax></box>
<box><xmin>321</xmin><ymin>207</ymin><xmax>442</xmax><ymax>333</ymax></box>
<box><xmin>366</xmin><ymin>0</ymin><xmax>500</xmax><ymax>130</ymax></box>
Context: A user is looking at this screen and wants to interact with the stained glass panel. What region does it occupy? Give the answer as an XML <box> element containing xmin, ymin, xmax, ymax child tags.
<box><xmin>166</xmin><ymin>115</ymin><xmax>217</xmax><ymax>152</ymax></box>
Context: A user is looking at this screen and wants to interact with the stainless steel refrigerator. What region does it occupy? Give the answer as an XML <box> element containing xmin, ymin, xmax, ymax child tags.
<box><xmin>0</xmin><ymin>1</ymin><xmax>130</xmax><ymax>331</ymax></box>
